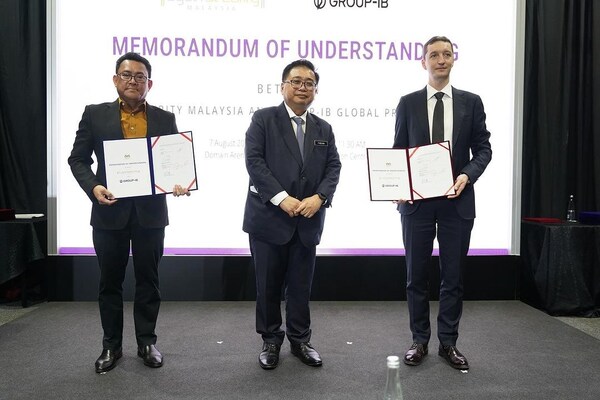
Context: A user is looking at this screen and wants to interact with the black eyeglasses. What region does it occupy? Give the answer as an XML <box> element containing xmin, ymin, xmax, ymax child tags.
<box><xmin>284</xmin><ymin>79</ymin><xmax>316</xmax><ymax>90</ymax></box>
<box><xmin>117</xmin><ymin>72</ymin><xmax>148</xmax><ymax>83</ymax></box>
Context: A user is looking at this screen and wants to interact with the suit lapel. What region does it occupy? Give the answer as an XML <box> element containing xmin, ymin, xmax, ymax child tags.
<box><xmin>105</xmin><ymin>100</ymin><xmax>124</xmax><ymax>140</ymax></box>
<box><xmin>277</xmin><ymin>103</ymin><xmax>303</xmax><ymax>167</ymax></box>
<box><xmin>146</xmin><ymin>104</ymin><xmax>161</xmax><ymax>137</ymax></box>
<box><xmin>303</xmin><ymin>113</ymin><xmax>320</xmax><ymax>163</ymax></box>
<box><xmin>417</xmin><ymin>88</ymin><xmax>430</xmax><ymax>145</ymax></box>
<box><xmin>451</xmin><ymin>87</ymin><xmax>466</xmax><ymax>148</ymax></box>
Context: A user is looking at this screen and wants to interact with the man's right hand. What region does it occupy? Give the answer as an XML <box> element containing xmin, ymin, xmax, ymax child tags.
<box><xmin>279</xmin><ymin>196</ymin><xmax>301</xmax><ymax>217</ymax></box>
<box><xmin>92</xmin><ymin>185</ymin><xmax>117</xmax><ymax>206</ymax></box>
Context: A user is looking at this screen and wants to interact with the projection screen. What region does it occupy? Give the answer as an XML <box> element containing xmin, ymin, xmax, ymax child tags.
<box><xmin>48</xmin><ymin>0</ymin><xmax>524</xmax><ymax>256</ymax></box>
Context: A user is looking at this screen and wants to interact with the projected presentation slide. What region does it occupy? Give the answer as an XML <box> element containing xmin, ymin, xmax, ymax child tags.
<box><xmin>52</xmin><ymin>0</ymin><xmax>519</xmax><ymax>255</ymax></box>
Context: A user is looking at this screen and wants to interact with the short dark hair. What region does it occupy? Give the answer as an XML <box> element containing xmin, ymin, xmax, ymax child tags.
<box><xmin>422</xmin><ymin>36</ymin><xmax>453</xmax><ymax>59</ymax></box>
<box><xmin>281</xmin><ymin>59</ymin><xmax>319</xmax><ymax>85</ymax></box>
<box><xmin>115</xmin><ymin>52</ymin><xmax>152</xmax><ymax>78</ymax></box>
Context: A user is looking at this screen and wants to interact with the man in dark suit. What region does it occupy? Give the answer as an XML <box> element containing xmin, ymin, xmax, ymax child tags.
<box><xmin>69</xmin><ymin>52</ymin><xmax>190</xmax><ymax>373</ymax></box>
<box><xmin>243</xmin><ymin>59</ymin><xmax>341</xmax><ymax>370</ymax></box>
<box><xmin>393</xmin><ymin>36</ymin><xmax>492</xmax><ymax>370</ymax></box>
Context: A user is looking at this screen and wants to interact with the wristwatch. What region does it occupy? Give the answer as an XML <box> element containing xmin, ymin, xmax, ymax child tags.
<box><xmin>317</xmin><ymin>193</ymin><xmax>327</xmax><ymax>203</ymax></box>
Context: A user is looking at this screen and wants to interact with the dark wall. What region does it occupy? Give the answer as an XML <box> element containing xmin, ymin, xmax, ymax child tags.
<box><xmin>45</xmin><ymin>255</ymin><xmax>520</xmax><ymax>301</ymax></box>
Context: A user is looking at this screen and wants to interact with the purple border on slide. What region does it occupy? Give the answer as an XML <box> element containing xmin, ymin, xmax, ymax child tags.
<box><xmin>59</xmin><ymin>247</ymin><xmax>509</xmax><ymax>256</ymax></box>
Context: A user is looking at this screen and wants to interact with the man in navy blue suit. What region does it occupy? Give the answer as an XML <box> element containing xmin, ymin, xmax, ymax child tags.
<box><xmin>393</xmin><ymin>36</ymin><xmax>492</xmax><ymax>370</ymax></box>
<box><xmin>243</xmin><ymin>59</ymin><xmax>341</xmax><ymax>370</ymax></box>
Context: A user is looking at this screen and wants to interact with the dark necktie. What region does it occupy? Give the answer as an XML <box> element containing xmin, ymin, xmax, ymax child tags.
<box><xmin>292</xmin><ymin>116</ymin><xmax>304</xmax><ymax>160</ymax></box>
<box><xmin>432</xmin><ymin>92</ymin><xmax>444</xmax><ymax>143</ymax></box>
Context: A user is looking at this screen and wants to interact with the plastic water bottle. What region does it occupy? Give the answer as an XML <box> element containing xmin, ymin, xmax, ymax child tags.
<box><xmin>382</xmin><ymin>355</ymin><xmax>403</xmax><ymax>400</ymax></box>
<box><xmin>566</xmin><ymin>194</ymin><xmax>577</xmax><ymax>222</ymax></box>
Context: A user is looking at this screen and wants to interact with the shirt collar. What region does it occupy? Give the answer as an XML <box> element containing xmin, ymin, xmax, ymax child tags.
<box><xmin>118</xmin><ymin>98</ymin><xmax>147</xmax><ymax>113</ymax></box>
<box><xmin>284</xmin><ymin>102</ymin><xmax>308</xmax><ymax>122</ymax></box>
<box><xmin>426</xmin><ymin>84</ymin><xmax>452</xmax><ymax>100</ymax></box>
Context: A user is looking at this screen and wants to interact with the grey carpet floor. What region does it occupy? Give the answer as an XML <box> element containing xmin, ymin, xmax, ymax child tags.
<box><xmin>1</xmin><ymin>301</ymin><xmax>600</xmax><ymax>400</ymax></box>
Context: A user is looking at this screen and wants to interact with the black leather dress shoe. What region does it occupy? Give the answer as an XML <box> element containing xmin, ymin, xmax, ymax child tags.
<box><xmin>290</xmin><ymin>342</ymin><xmax>322</xmax><ymax>367</ymax></box>
<box><xmin>438</xmin><ymin>345</ymin><xmax>469</xmax><ymax>370</ymax></box>
<box><xmin>95</xmin><ymin>348</ymin><xmax>122</xmax><ymax>373</ymax></box>
<box><xmin>259</xmin><ymin>342</ymin><xmax>281</xmax><ymax>370</ymax></box>
<box><xmin>404</xmin><ymin>343</ymin><xmax>428</xmax><ymax>366</ymax></box>
<box><xmin>138</xmin><ymin>344</ymin><xmax>163</xmax><ymax>368</ymax></box>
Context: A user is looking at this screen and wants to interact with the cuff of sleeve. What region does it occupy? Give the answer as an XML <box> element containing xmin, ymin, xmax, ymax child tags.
<box><xmin>270</xmin><ymin>191</ymin><xmax>288</xmax><ymax>206</ymax></box>
<box><xmin>317</xmin><ymin>192</ymin><xmax>328</xmax><ymax>206</ymax></box>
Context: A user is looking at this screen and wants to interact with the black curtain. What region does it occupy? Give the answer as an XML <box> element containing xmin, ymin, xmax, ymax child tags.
<box><xmin>0</xmin><ymin>0</ymin><xmax>46</xmax><ymax>214</ymax></box>
<box><xmin>522</xmin><ymin>0</ymin><xmax>600</xmax><ymax>219</ymax></box>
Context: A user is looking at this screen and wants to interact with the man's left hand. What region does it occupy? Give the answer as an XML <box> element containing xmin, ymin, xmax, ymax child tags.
<box><xmin>172</xmin><ymin>184</ymin><xmax>191</xmax><ymax>197</ymax></box>
<box><xmin>295</xmin><ymin>194</ymin><xmax>323</xmax><ymax>218</ymax></box>
<box><xmin>447</xmin><ymin>174</ymin><xmax>469</xmax><ymax>199</ymax></box>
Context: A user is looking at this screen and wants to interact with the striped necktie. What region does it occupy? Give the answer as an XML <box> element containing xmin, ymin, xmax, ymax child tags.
<box><xmin>292</xmin><ymin>116</ymin><xmax>304</xmax><ymax>159</ymax></box>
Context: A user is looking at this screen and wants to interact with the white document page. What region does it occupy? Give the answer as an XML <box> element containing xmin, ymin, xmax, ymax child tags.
<box><xmin>408</xmin><ymin>142</ymin><xmax>455</xmax><ymax>199</ymax></box>
<box><xmin>151</xmin><ymin>132</ymin><xmax>198</xmax><ymax>194</ymax></box>
<box><xmin>367</xmin><ymin>148</ymin><xmax>410</xmax><ymax>201</ymax></box>
<box><xmin>103</xmin><ymin>138</ymin><xmax>152</xmax><ymax>198</ymax></box>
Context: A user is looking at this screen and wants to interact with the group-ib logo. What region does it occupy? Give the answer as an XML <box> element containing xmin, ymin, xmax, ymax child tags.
<box><xmin>314</xmin><ymin>0</ymin><xmax>389</xmax><ymax>9</ymax></box>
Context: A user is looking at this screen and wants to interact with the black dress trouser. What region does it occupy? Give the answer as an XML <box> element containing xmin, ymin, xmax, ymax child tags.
<box><xmin>93</xmin><ymin>212</ymin><xmax>164</xmax><ymax>350</ymax></box>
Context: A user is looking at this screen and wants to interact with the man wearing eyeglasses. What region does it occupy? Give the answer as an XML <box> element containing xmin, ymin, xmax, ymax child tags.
<box><xmin>69</xmin><ymin>52</ymin><xmax>190</xmax><ymax>373</ymax></box>
<box><xmin>243</xmin><ymin>59</ymin><xmax>341</xmax><ymax>370</ymax></box>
